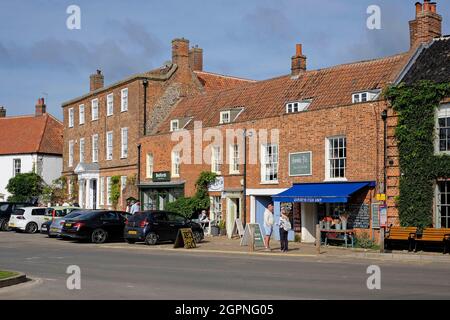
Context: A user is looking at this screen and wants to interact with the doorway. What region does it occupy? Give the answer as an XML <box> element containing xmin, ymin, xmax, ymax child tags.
<box><xmin>91</xmin><ymin>179</ymin><xmax>97</xmax><ymax>210</ymax></box>
<box><xmin>226</xmin><ymin>196</ymin><xmax>241</xmax><ymax>238</ymax></box>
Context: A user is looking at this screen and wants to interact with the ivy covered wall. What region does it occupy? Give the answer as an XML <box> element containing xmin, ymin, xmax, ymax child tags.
<box><xmin>386</xmin><ymin>81</ymin><xmax>450</xmax><ymax>229</ymax></box>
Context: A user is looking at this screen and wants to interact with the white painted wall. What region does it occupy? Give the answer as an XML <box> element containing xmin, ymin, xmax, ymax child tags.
<box><xmin>0</xmin><ymin>153</ymin><xmax>62</xmax><ymax>200</ymax></box>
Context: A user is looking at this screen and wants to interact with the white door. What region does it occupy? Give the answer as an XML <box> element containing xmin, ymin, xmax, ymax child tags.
<box><xmin>301</xmin><ymin>203</ymin><xmax>317</xmax><ymax>243</ymax></box>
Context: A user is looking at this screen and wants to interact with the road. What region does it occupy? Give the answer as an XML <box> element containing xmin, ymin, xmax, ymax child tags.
<box><xmin>1</xmin><ymin>232</ymin><xmax>450</xmax><ymax>300</ymax></box>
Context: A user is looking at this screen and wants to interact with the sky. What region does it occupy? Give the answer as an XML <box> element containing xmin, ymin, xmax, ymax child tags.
<box><xmin>0</xmin><ymin>0</ymin><xmax>449</xmax><ymax>119</ymax></box>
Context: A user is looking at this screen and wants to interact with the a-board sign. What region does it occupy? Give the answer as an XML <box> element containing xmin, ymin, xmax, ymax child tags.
<box><xmin>240</xmin><ymin>223</ymin><xmax>265</xmax><ymax>247</ymax></box>
<box><xmin>232</xmin><ymin>218</ymin><xmax>245</xmax><ymax>237</ymax></box>
<box><xmin>348</xmin><ymin>204</ymin><xmax>370</xmax><ymax>229</ymax></box>
<box><xmin>174</xmin><ymin>228</ymin><xmax>196</xmax><ymax>249</ymax></box>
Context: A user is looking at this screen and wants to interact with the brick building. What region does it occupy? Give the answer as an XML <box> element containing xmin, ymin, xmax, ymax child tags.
<box><xmin>138</xmin><ymin>0</ymin><xmax>445</xmax><ymax>242</ymax></box>
<box><xmin>61</xmin><ymin>38</ymin><xmax>253</xmax><ymax>210</ymax></box>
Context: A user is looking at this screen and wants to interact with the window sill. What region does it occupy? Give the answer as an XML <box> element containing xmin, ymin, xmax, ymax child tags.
<box><xmin>172</xmin><ymin>174</ymin><xmax>180</xmax><ymax>178</ymax></box>
<box><xmin>260</xmin><ymin>181</ymin><xmax>279</xmax><ymax>185</ymax></box>
<box><xmin>324</xmin><ymin>178</ymin><xmax>348</xmax><ymax>182</ymax></box>
<box><xmin>121</xmin><ymin>109</ymin><xmax>128</xmax><ymax>113</ymax></box>
<box><xmin>229</xmin><ymin>172</ymin><xmax>241</xmax><ymax>175</ymax></box>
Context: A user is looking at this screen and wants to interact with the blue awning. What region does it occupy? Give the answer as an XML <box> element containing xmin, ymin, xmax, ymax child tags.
<box><xmin>272</xmin><ymin>181</ymin><xmax>375</xmax><ymax>203</ymax></box>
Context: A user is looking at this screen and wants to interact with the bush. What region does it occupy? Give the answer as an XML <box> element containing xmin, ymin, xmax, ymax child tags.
<box><xmin>355</xmin><ymin>231</ymin><xmax>376</xmax><ymax>249</ymax></box>
<box><xmin>6</xmin><ymin>172</ymin><xmax>44</xmax><ymax>203</ymax></box>
<box><xmin>110</xmin><ymin>176</ymin><xmax>121</xmax><ymax>209</ymax></box>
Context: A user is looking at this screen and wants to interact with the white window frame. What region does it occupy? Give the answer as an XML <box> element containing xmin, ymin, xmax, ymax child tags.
<box><xmin>121</xmin><ymin>176</ymin><xmax>127</xmax><ymax>192</ymax></box>
<box><xmin>99</xmin><ymin>177</ymin><xmax>104</xmax><ymax>205</ymax></box>
<box><xmin>106</xmin><ymin>177</ymin><xmax>111</xmax><ymax>206</ymax></box>
<box><xmin>220</xmin><ymin>111</ymin><xmax>231</xmax><ymax>124</ymax></box>
<box><xmin>68</xmin><ymin>108</ymin><xmax>74</xmax><ymax>128</ymax></box>
<box><xmin>170</xmin><ymin>119</ymin><xmax>179</xmax><ymax>132</ymax></box>
<box><xmin>435</xmin><ymin>104</ymin><xmax>450</xmax><ymax>154</ymax></box>
<box><xmin>325</xmin><ymin>136</ymin><xmax>347</xmax><ymax>181</ymax></box>
<box><xmin>107</xmin><ymin>93</ymin><xmax>114</xmax><ymax>116</ymax></box>
<box><xmin>229</xmin><ymin>144</ymin><xmax>240</xmax><ymax>174</ymax></box>
<box><xmin>172</xmin><ymin>151</ymin><xmax>181</xmax><ymax>177</ymax></box>
<box><xmin>79</xmin><ymin>104</ymin><xmax>85</xmax><ymax>125</ymax></box>
<box><xmin>211</xmin><ymin>146</ymin><xmax>222</xmax><ymax>175</ymax></box>
<box><xmin>91</xmin><ymin>98</ymin><xmax>99</xmax><ymax>121</ymax></box>
<box><xmin>260</xmin><ymin>144</ymin><xmax>278</xmax><ymax>183</ymax></box>
<box><xmin>210</xmin><ymin>196</ymin><xmax>222</xmax><ymax>222</ymax></box>
<box><xmin>106</xmin><ymin>131</ymin><xmax>113</xmax><ymax>160</ymax></box>
<box><xmin>121</xmin><ymin>127</ymin><xmax>128</xmax><ymax>159</ymax></box>
<box><xmin>121</xmin><ymin>88</ymin><xmax>128</xmax><ymax>112</ymax></box>
<box><xmin>79</xmin><ymin>138</ymin><xmax>85</xmax><ymax>163</ymax></box>
<box><xmin>68</xmin><ymin>140</ymin><xmax>74</xmax><ymax>167</ymax></box>
<box><xmin>286</xmin><ymin>101</ymin><xmax>310</xmax><ymax>114</ymax></box>
<box><xmin>146</xmin><ymin>153</ymin><xmax>154</xmax><ymax>178</ymax></box>
<box><xmin>13</xmin><ymin>158</ymin><xmax>21</xmax><ymax>177</ymax></box>
<box><xmin>436</xmin><ymin>180</ymin><xmax>450</xmax><ymax>228</ymax></box>
<box><xmin>92</xmin><ymin>134</ymin><xmax>99</xmax><ymax>163</ymax></box>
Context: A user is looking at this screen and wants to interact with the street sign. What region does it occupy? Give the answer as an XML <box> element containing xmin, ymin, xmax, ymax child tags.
<box><xmin>174</xmin><ymin>228</ymin><xmax>196</xmax><ymax>249</ymax></box>
<box><xmin>232</xmin><ymin>218</ymin><xmax>245</xmax><ymax>237</ymax></box>
<box><xmin>240</xmin><ymin>223</ymin><xmax>265</xmax><ymax>247</ymax></box>
<box><xmin>153</xmin><ymin>171</ymin><xmax>171</xmax><ymax>182</ymax></box>
<box><xmin>376</xmin><ymin>193</ymin><xmax>386</xmax><ymax>201</ymax></box>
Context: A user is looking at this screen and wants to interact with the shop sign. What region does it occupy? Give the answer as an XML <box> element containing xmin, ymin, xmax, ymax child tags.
<box><xmin>379</xmin><ymin>204</ymin><xmax>387</xmax><ymax>228</ymax></box>
<box><xmin>293</xmin><ymin>197</ymin><xmax>323</xmax><ymax>203</ymax></box>
<box><xmin>289</xmin><ymin>152</ymin><xmax>312</xmax><ymax>176</ymax></box>
<box><xmin>153</xmin><ymin>171</ymin><xmax>171</xmax><ymax>182</ymax></box>
<box><xmin>208</xmin><ymin>177</ymin><xmax>224</xmax><ymax>192</ymax></box>
<box><xmin>376</xmin><ymin>193</ymin><xmax>386</xmax><ymax>201</ymax></box>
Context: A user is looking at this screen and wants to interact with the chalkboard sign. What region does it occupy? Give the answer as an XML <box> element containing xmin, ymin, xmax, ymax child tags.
<box><xmin>348</xmin><ymin>204</ymin><xmax>370</xmax><ymax>229</ymax></box>
<box><xmin>232</xmin><ymin>218</ymin><xmax>245</xmax><ymax>237</ymax></box>
<box><xmin>174</xmin><ymin>228</ymin><xmax>197</xmax><ymax>249</ymax></box>
<box><xmin>240</xmin><ymin>223</ymin><xmax>265</xmax><ymax>247</ymax></box>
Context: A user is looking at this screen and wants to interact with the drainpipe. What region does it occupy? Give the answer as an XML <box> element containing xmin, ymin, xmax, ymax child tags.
<box><xmin>243</xmin><ymin>129</ymin><xmax>247</xmax><ymax>228</ymax></box>
<box><xmin>143</xmin><ymin>79</ymin><xmax>148</xmax><ymax>136</ymax></box>
<box><xmin>137</xmin><ymin>143</ymin><xmax>142</xmax><ymax>210</ymax></box>
<box><xmin>381</xmin><ymin>110</ymin><xmax>388</xmax><ymax>196</ymax></box>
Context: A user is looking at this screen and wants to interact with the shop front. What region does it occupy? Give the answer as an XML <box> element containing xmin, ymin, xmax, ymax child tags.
<box><xmin>139</xmin><ymin>172</ymin><xmax>184</xmax><ymax>211</ymax></box>
<box><xmin>272</xmin><ymin>181</ymin><xmax>375</xmax><ymax>243</ymax></box>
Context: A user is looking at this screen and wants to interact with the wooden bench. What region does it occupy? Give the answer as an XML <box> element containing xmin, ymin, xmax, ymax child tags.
<box><xmin>385</xmin><ymin>226</ymin><xmax>417</xmax><ymax>251</ymax></box>
<box><xmin>414</xmin><ymin>228</ymin><xmax>450</xmax><ymax>253</ymax></box>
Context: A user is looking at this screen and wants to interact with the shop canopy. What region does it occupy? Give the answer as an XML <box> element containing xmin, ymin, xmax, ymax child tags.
<box><xmin>272</xmin><ymin>181</ymin><xmax>375</xmax><ymax>203</ymax></box>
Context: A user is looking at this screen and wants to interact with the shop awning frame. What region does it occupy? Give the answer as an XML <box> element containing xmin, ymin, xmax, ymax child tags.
<box><xmin>272</xmin><ymin>181</ymin><xmax>376</xmax><ymax>203</ymax></box>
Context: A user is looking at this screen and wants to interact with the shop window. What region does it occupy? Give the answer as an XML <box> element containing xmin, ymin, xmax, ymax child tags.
<box><xmin>210</xmin><ymin>196</ymin><xmax>222</xmax><ymax>222</ymax></box>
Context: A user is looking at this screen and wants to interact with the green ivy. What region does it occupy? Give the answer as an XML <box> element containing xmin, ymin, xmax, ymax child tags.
<box><xmin>385</xmin><ymin>81</ymin><xmax>450</xmax><ymax>229</ymax></box>
<box><xmin>110</xmin><ymin>176</ymin><xmax>121</xmax><ymax>209</ymax></box>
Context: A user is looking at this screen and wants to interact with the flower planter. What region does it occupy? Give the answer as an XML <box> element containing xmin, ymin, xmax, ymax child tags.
<box><xmin>335</xmin><ymin>223</ymin><xmax>342</xmax><ymax>230</ymax></box>
<box><xmin>341</xmin><ymin>221</ymin><xmax>347</xmax><ymax>230</ymax></box>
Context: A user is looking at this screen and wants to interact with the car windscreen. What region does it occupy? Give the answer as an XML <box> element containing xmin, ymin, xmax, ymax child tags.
<box><xmin>12</xmin><ymin>209</ymin><xmax>25</xmax><ymax>216</ymax></box>
<box><xmin>63</xmin><ymin>211</ymin><xmax>84</xmax><ymax>219</ymax></box>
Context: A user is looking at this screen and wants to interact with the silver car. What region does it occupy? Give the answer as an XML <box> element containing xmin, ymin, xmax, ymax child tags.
<box><xmin>48</xmin><ymin>211</ymin><xmax>86</xmax><ymax>237</ymax></box>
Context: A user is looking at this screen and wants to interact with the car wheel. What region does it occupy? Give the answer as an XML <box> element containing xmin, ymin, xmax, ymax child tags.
<box><xmin>48</xmin><ymin>234</ymin><xmax>56</xmax><ymax>238</ymax></box>
<box><xmin>193</xmin><ymin>231</ymin><xmax>203</xmax><ymax>244</ymax></box>
<box><xmin>144</xmin><ymin>232</ymin><xmax>158</xmax><ymax>245</ymax></box>
<box><xmin>91</xmin><ymin>229</ymin><xmax>108</xmax><ymax>244</ymax></box>
<box><xmin>125</xmin><ymin>239</ymin><xmax>136</xmax><ymax>244</ymax></box>
<box><xmin>0</xmin><ymin>219</ymin><xmax>10</xmax><ymax>231</ymax></box>
<box><xmin>25</xmin><ymin>222</ymin><xmax>38</xmax><ymax>234</ymax></box>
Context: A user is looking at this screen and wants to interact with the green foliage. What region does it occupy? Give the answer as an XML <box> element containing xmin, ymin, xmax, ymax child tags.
<box><xmin>42</xmin><ymin>176</ymin><xmax>68</xmax><ymax>204</ymax></box>
<box><xmin>355</xmin><ymin>231</ymin><xmax>376</xmax><ymax>249</ymax></box>
<box><xmin>6</xmin><ymin>172</ymin><xmax>44</xmax><ymax>202</ymax></box>
<box><xmin>385</xmin><ymin>81</ymin><xmax>450</xmax><ymax>229</ymax></box>
<box><xmin>165</xmin><ymin>171</ymin><xmax>217</xmax><ymax>218</ymax></box>
<box><xmin>218</xmin><ymin>220</ymin><xmax>226</xmax><ymax>230</ymax></box>
<box><xmin>110</xmin><ymin>176</ymin><xmax>121</xmax><ymax>209</ymax></box>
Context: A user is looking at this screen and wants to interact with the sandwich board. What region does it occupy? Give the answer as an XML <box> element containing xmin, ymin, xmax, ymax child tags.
<box><xmin>174</xmin><ymin>228</ymin><xmax>197</xmax><ymax>249</ymax></box>
<box><xmin>240</xmin><ymin>223</ymin><xmax>265</xmax><ymax>247</ymax></box>
<box><xmin>232</xmin><ymin>218</ymin><xmax>245</xmax><ymax>238</ymax></box>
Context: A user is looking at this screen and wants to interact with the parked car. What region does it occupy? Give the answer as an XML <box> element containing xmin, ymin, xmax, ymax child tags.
<box><xmin>43</xmin><ymin>206</ymin><xmax>80</xmax><ymax>223</ymax></box>
<box><xmin>41</xmin><ymin>210</ymin><xmax>87</xmax><ymax>237</ymax></box>
<box><xmin>60</xmin><ymin>210</ymin><xmax>130</xmax><ymax>243</ymax></box>
<box><xmin>8</xmin><ymin>207</ymin><xmax>47</xmax><ymax>233</ymax></box>
<box><xmin>124</xmin><ymin>210</ymin><xmax>204</xmax><ymax>245</ymax></box>
<box><xmin>0</xmin><ymin>202</ymin><xmax>34</xmax><ymax>231</ymax></box>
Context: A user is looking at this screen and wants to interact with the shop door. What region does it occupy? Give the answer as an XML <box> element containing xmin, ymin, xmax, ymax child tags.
<box><xmin>226</xmin><ymin>198</ymin><xmax>240</xmax><ymax>238</ymax></box>
<box><xmin>91</xmin><ymin>179</ymin><xmax>97</xmax><ymax>210</ymax></box>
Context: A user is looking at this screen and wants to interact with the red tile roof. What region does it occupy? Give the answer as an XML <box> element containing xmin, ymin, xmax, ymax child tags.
<box><xmin>194</xmin><ymin>71</ymin><xmax>255</xmax><ymax>91</ymax></box>
<box><xmin>0</xmin><ymin>114</ymin><xmax>63</xmax><ymax>155</ymax></box>
<box><xmin>156</xmin><ymin>53</ymin><xmax>410</xmax><ymax>133</ymax></box>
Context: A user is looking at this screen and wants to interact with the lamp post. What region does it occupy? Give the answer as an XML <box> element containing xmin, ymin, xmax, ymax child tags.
<box><xmin>380</xmin><ymin>109</ymin><xmax>388</xmax><ymax>254</ymax></box>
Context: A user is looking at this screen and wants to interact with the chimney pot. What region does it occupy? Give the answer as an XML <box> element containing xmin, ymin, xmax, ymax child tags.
<box><xmin>291</xmin><ymin>43</ymin><xmax>307</xmax><ymax>77</ymax></box>
<box><xmin>189</xmin><ymin>46</ymin><xmax>203</xmax><ymax>72</ymax></box>
<box><xmin>35</xmin><ymin>97</ymin><xmax>46</xmax><ymax>116</ymax></box>
<box><xmin>0</xmin><ymin>106</ymin><xmax>6</xmax><ymax>118</ymax></box>
<box><xmin>90</xmin><ymin>69</ymin><xmax>104</xmax><ymax>92</ymax></box>
<box><xmin>415</xmin><ymin>2</ymin><xmax>423</xmax><ymax>16</ymax></box>
<box><xmin>409</xmin><ymin>0</ymin><xmax>442</xmax><ymax>49</ymax></box>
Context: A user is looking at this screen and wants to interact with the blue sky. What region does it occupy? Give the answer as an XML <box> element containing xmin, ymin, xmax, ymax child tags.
<box><xmin>1</xmin><ymin>0</ymin><xmax>449</xmax><ymax>119</ymax></box>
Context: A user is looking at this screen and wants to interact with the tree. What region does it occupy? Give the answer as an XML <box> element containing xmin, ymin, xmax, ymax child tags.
<box><xmin>6</xmin><ymin>173</ymin><xmax>44</xmax><ymax>202</ymax></box>
<box><xmin>42</xmin><ymin>176</ymin><xmax>69</xmax><ymax>205</ymax></box>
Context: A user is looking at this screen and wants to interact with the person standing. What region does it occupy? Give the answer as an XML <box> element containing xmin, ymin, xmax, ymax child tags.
<box><xmin>263</xmin><ymin>203</ymin><xmax>274</xmax><ymax>251</ymax></box>
<box><xmin>279</xmin><ymin>208</ymin><xmax>291</xmax><ymax>253</ymax></box>
<box><xmin>130</xmin><ymin>200</ymin><xmax>140</xmax><ymax>214</ymax></box>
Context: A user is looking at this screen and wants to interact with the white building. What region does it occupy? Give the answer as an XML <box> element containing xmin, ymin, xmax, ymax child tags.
<box><xmin>0</xmin><ymin>99</ymin><xmax>63</xmax><ymax>201</ymax></box>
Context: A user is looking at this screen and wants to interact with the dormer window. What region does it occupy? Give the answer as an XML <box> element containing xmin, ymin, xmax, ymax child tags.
<box><xmin>352</xmin><ymin>90</ymin><xmax>381</xmax><ymax>104</ymax></box>
<box><xmin>170</xmin><ymin>119</ymin><xmax>179</xmax><ymax>132</ymax></box>
<box><xmin>286</xmin><ymin>100</ymin><xmax>311</xmax><ymax>114</ymax></box>
<box><xmin>220</xmin><ymin>111</ymin><xmax>231</xmax><ymax>124</ymax></box>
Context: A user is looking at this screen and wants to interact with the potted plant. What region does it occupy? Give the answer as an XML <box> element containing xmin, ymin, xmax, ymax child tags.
<box><xmin>210</xmin><ymin>220</ymin><xmax>220</xmax><ymax>236</ymax></box>
<box><xmin>340</xmin><ymin>212</ymin><xmax>349</xmax><ymax>230</ymax></box>
<box><xmin>218</xmin><ymin>220</ymin><xmax>227</xmax><ymax>236</ymax></box>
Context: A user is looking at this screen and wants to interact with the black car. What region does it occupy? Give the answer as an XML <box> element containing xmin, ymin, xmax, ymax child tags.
<box><xmin>124</xmin><ymin>210</ymin><xmax>204</xmax><ymax>245</ymax></box>
<box><xmin>60</xmin><ymin>210</ymin><xmax>130</xmax><ymax>244</ymax></box>
<box><xmin>0</xmin><ymin>202</ymin><xmax>34</xmax><ymax>231</ymax></box>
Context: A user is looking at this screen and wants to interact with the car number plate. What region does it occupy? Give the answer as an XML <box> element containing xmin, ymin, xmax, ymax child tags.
<box><xmin>50</xmin><ymin>228</ymin><xmax>58</xmax><ymax>232</ymax></box>
<box><xmin>128</xmin><ymin>230</ymin><xmax>137</xmax><ymax>235</ymax></box>
<box><xmin>65</xmin><ymin>223</ymin><xmax>72</xmax><ymax>227</ymax></box>
<box><xmin>9</xmin><ymin>223</ymin><xmax>14</xmax><ymax>227</ymax></box>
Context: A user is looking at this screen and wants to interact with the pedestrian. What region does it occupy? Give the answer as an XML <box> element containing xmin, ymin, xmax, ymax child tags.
<box><xmin>278</xmin><ymin>208</ymin><xmax>292</xmax><ymax>253</ymax></box>
<box><xmin>263</xmin><ymin>203</ymin><xmax>274</xmax><ymax>251</ymax></box>
<box><xmin>199</xmin><ymin>209</ymin><xmax>210</xmax><ymax>232</ymax></box>
<box><xmin>130</xmin><ymin>200</ymin><xmax>140</xmax><ymax>214</ymax></box>
<box><xmin>125</xmin><ymin>200</ymin><xmax>131</xmax><ymax>213</ymax></box>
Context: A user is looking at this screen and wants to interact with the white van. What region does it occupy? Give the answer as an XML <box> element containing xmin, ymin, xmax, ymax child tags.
<box><xmin>8</xmin><ymin>207</ymin><xmax>47</xmax><ymax>233</ymax></box>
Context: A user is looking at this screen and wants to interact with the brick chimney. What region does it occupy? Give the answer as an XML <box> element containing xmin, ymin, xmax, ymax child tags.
<box><xmin>90</xmin><ymin>69</ymin><xmax>104</xmax><ymax>92</ymax></box>
<box><xmin>409</xmin><ymin>0</ymin><xmax>442</xmax><ymax>49</ymax></box>
<box><xmin>0</xmin><ymin>106</ymin><xmax>6</xmax><ymax>118</ymax></box>
<box><xmin>189</xmin><ymin>45</ymin><xmax>203</xmax><ymax>71</ymax></box>
<box><xmin>35</xmin><ymin>98</ymin><xmax>46</xmax><ymax>116</ymax></box>
<box><xmin>172</xmin><ymin>38</ymin><xmax>190</xmax><ymax>69</ymax></box>
<box><xmin>291</xmin><ymin>44</ymin><xmax>307</xmax><ymax>77</ymax></box>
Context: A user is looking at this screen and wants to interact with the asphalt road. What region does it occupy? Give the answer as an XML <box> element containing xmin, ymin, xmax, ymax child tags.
<box><xmin>1</xmin><ymin>232</ymin><xmax>450</xmax><ymax>300</ymax></box>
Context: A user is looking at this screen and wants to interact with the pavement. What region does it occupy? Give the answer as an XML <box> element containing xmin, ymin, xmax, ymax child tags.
<box><xmin>1</xmin><ymin>231</ymin><xmax>450</xmax><ymax>299</ymax></box>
